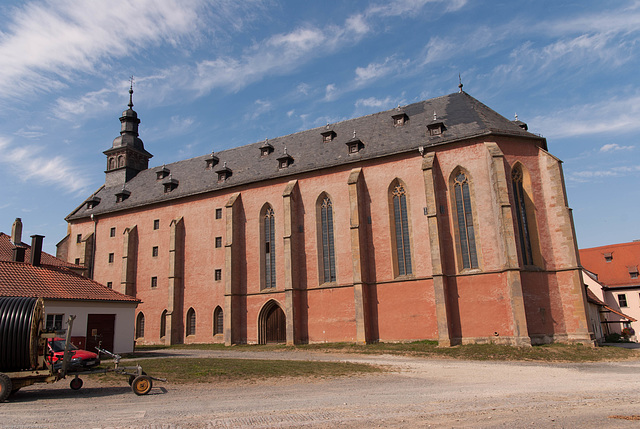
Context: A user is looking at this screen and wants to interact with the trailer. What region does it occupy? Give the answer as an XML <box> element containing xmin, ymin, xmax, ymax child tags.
<box><xmin>0</xmin><ymin>296</ymin><xmax>165</xmax><ymax>401</ymax></box>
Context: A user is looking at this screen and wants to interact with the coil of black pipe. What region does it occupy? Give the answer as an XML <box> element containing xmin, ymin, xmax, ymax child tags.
<box><xmin>0</xmin><ymin>297</ymin><xmax>44</xmax><ymax>372</ymax></box>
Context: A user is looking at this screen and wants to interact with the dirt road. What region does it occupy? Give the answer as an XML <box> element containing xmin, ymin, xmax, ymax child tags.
<box><xmin>2</xmin><ymin>349</ymin><xmax>640</xmax><ymax>428</ymax></box>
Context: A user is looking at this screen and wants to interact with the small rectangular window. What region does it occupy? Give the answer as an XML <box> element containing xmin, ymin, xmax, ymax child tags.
<box><xmin>215</xmin><ymin>269</ymin><xmax>222</xmax><ymax>281</ymax></box>
<box><xmin>76</xmin><ymin>234</ymin><xmax>82</xmax><ymax>243</ymax></box>
<box><xmin>110</xmin><ymin>227</ymin><xmax>116</xmax><ymax>237</ymax></box>
<box><xmin>108</xmin><ymin>253</ymin><xmax>114</xmax><ymax>263</ymax></box>
<box><xmin>151</xmin><ymin>276</ymin><xmax>158</xmax><ymax>288</ymax></box>
<box><xmin>107</xmin><ymin>282</ymin><xmax>113</xmax><ymax>289</ymax></box>
<box><xmin>152</xmin><ymin>246</ymin><xmax>159</xmax><ymax>257</ymax></box>
<box><xmin>604</xmin><ymin>252</ymin><xmax>613</xmax><ymax>262</ymax></box>
<box><xmin>46</xmin><ymin>314</ymin><xmax>64</xmax><ymax>331</ymax></box>
<box><xmin>215</xmin><ymin>237</ymin><xmax>222</xmax><ymax>248</ymax></box>
<box><xmin>216</xmin><ymin>208</ymin><xmax>222</xmax><ymax>219</ymax></box>
<box><xmin>75</xmin><ymin>258</ymin><xmax>80</xmax><ymax>265</ymax></box>
<box><xmin>618</xmin><ymin>294</ymin><xmax>628</xmax><ymax>308</ymax></box>
<box><xmin>153</xmin><ymin>219</ymin><xmax>160</xmax><ymax>230</ymax></box>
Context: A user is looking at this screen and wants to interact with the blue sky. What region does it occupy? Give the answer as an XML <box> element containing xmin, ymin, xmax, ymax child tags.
<box><xmin>0</xmin><ymin>0</ymin><xmax>638</xmax><ymax>254</ymax></box>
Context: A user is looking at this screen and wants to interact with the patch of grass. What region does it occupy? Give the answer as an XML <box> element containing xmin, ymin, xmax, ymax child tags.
<box><xmin>128</xmin><ymin>340</ymin><xmax>637</xmax><ymax>363</ymax></box>
<box><xmin>289</xmin><ymin>341</ymin><xmax>635</xmax><ymax>362</ymax></box>
<box><xmin>94</xmin><ymin>357</ymin><xmax>382</xmax><ymax>384</ymax></box>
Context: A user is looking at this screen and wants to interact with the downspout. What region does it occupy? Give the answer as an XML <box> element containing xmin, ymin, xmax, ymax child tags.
<box><xmin>91</xmin><ymin>213</ymin><xmax>97</xmax><ymax>279</ymax></box>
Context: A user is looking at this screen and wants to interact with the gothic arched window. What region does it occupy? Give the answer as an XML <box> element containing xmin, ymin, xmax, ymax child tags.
<box><xmin>318</xmin><ymin>194</ymin><xmax>336</xmax><ymax>283</ymax></box>
<box><xmin>453</xmin><ymin>171</ymin><xmax>479</xmax><ymax>270</ymax></box>
<box><xmin>390</xmin><ymin>181</ymin><xmax>413</xmax><ymax>276</ymax></box>
<box><xmin>135</xmin><ymin>312</ymin><xmax>145</xmax><ymax>339</ymax></box>
<box><xmin>512</xmin><ymin>165</ymin><xmax>535</xmax><ymax>266</ymax></box>
<box><xmin>263</xmin><ymin>206</ymin><xmax>276</xmax><ymax>289</ymax></box>
<box><xmin>186</xmin><ymin>307</ymin><xmax>196</xmax><ymax>336</ymax></box>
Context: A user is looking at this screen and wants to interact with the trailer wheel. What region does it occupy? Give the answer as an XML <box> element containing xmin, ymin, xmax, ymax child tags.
<box><xmin>0</xmin><ymin>374</ymin><xmax>12</xmax><ymax>402</ymax></box>
<box><xmin>70</xmin><ymin>377</ymin><xmax>83</xmax><ymax>390</ymax></box>
<box><xmin>131</xmin><ymin>375</ymin><xmax>152</xmax><ymax>395</ymax></box>
<box><xmin>128</xmin><ymin>371</ymin><xmax>147</xmax><ymax>386</ymax></box>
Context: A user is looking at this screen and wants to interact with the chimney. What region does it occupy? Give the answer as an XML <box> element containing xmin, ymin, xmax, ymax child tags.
<box><xmin>30</xmin><ymin>235</ymin><xmax>44</xmax><ymax>267</ymax></box>
<box><xmin>11</xmin><ymin>218</ymin><xmax>22</xmax><ymax>244</ymax></box>
<box><xmin>13</xmin><ymin>246</ymin><xmax>25</xmax><ymax>262</ymax></box>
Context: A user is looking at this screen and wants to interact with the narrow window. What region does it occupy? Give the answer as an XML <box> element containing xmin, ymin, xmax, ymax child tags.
<box><xmin>136</xmin><ymin>313</ymin><xmax>145</xmax><ymax>339</ymax></box>
<box><xmin>108</xmin><ymin>253</ymin><xmax>114</xmax><ymax>263</ymax></box>
<box><xmin>76</xmin><ymin>234</ymin><xmax>82</xmax><ymax>243</ymax></box>
<box><xmin>512</xmin><ymin>167</ymin><xmax>533</xmax><ymax>265</ymax></box>
<box><xmin>215</xmin><ymin>208</ymin><xmax>223</xmax><ymax>219</ymax></box>
<box><xmin>110</xmin><ymin>227</ymin><xmax>116</xmax><ymax>237</ymax></box>
<box><xmin>186</xmin><ymin>308</ymin><xmax>196</xmax><ymax>336</ymax></box>
<box><xmin>263</xmin><ymin>206</ymin><xmax>276</xmax><ymax>288</ymax></box>
<box><xmin>160</xmin><ymin>310</ymin><xmax>167</xmax><ymax>338</ymax></box>
<box><xmin>391</xmin><ymin>182</ymin><xmax>413</xmax><ymax>276</ymax></box>
<box><xmin>214</xmin><ymin>269</ymin><xmax>222</xmax><ymax>281</ymax></box>
<box><xmin>107</xmin><ymin>282</ymin><xmax>113</xmax><ymax>289</ymax></box>
<box><xmin>215</xmin><ymin>237</ymin><xmax>222</xmax><ymax>248</ymax></box>
<box><xmin>153</xmin><ymin>219</ymin><xmax>160</xmax><ymax>230</ymax></box>
<box><xmin>618</xmin><ymin>294</ymin><xmax>628</xmax><ymax>308</ymax></box>
<box><xmin>152</xmin><ymin>246</ymin><xmax>159</xmax><ymax>257</ymax></box>
<box><xmin>151</xmin><ymin>276</ymin><xmax>158</xmax><ymax>288</ymax></box>
<box><xmin>213</xmin><ymin>306</ymin><xmax>224</xmax><ymax>335</ymax></box>
<box><xmin>454</xmin><ymin>171</ymin><xmax>479</xmax><ymax>270</ymax></box>
<box><xmin>75</xmin><ymin>258</ymin><xmax>80</xmax><ymax>265</ymax></box>
<box><xmin>319</xmin><ymin>196</ymin><xmax>336</xmax><ymax>283</ymax></box>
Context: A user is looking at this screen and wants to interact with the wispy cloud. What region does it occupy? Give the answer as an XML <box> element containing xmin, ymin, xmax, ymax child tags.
<box><xmin>244</xmin><ymin>99</ymin><xmax>273</xmax><ymax>120</ymax></box>
<box><xmin>600</xmin><ymin>143</ymin><xmax>634</xmax><ymax>152</ymax></box>
<box><xmin>531</xmin><ymin>94</ymin><xmax>640</xmax><ymax>139</ymax></box>
<box><xmin>0</xmin><ymin>0</ymin><xmax>214</xmax><ymax>102</ymax></box>
<box><xmin>0</xmin><ymin>136</ymin><xmax>90</xmax><ymax>194</ymax></box>
<box><xmin>191</xmin><ymin>16</ymin><xmax>371</xmax><ymax>95</ymax></box>
<box><xmin>366</xmin><ymin>0</ymin><xmax>467</xmax><ymax>18</ymax></box>
<box><xmin>354</xmin><ymin>57</ymin><xmax>409</xmax><ymax>86</ymax></box>
<box><xmin>567</xmin><ymin>165</ymin><xmax>640</xmax><ymax>183</ymax></box>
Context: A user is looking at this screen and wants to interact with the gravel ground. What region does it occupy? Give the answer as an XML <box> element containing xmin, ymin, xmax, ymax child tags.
<box><xmin>1</xmin><ymin>349</ymin><xmax>640</xmax><ymax>428</ymax></box>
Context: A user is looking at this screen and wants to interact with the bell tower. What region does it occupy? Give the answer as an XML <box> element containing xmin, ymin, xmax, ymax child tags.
<box><xmin>104</xmin><ymin>79</ymin><xmax>153</xmax><ymax>187</ymax></box>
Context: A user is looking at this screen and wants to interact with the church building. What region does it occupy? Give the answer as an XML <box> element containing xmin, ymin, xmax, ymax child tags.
<box><xmin>58</xmin><ymin>85</ymin><xmax>593</xmax><ymax>347</ymax></box>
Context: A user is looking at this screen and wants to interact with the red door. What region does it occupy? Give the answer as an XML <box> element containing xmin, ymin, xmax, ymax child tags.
<box><xmin>86</xmin><ymin>314</ymin><xmax>115</xmax><ymax>353</ymax></box>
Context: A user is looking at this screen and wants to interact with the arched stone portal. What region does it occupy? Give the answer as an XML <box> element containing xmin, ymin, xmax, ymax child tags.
<box><xmin>258</xmin><ymin>300</ymin><xmax>286</xmax><ymax>344</ymax></box>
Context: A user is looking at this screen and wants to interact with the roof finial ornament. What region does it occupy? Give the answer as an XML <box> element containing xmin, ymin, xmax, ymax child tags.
<box><xmin>284</xmin><ymin>146</ymin><xmax>288</xmax><ymax>155</ymax></box>
<box><xmin>353</xmin><ymin>130</ymin><xmax>357</xmax><ymax>139</ymax></box>
<box><xmin>128</xmin><ymin>75</ymin><xmax>135</xmax><ymax>109</ymax></box>
<box><xmin>223</xmin><ymin>161</ymin><xmax>227</xmax><ymax>168</ymax></box>
<box><xmin>514</xmin><ymin>113</ymin><xmax>519</xmax><ymax>121</ymax></box>
<box><xmin>458</xmin><ymin>73</ymin><xmax>463</xmax><ymax>93</ymax></box>
<box><xmin>433</xmin><ymin>111</ymin><xmax>437</xmax><ymax>121</ymax></box>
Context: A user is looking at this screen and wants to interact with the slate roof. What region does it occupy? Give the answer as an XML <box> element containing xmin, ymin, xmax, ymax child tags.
<box><xmin>67</xmin><ymin>91</ymin><xmax>545</xmax><ymax>221</ymax></box>
<box><xmin>0</xmin><ymin>232</ymin><xmax>79</xmax><ymax>269</ymax></box>
<box><xmin>0</xmin><ymin>260</ymin><xmax>139</xmax><ymax>303</ymax></box>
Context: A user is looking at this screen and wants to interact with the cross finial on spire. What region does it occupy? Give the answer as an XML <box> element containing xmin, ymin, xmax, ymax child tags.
<box><xmin>128</xmin><ymin>75</ymin><xmax>135</xmax><ymax>108</ymax></box>
<box><xmin>458</xmin><ymin>73</ymin><xmax>463</xmax><ymax>93</ymax></box>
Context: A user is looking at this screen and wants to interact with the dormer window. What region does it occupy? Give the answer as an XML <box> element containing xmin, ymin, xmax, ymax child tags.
<box><xmin>115</xmin><ymin>187</ymin><xmax>131</xmax><ymax>203</ymax></box>
<box><xmin>86</xmin><ymin>196</ymin><xmax>101</xmax><ymax>209</ymax></box>
<box><xmin>629</xmin><ymin>266</ymin><xmax>638</xmax><ymax>279</ymax></box>
<box><xmin>156</xmin><ymin>166</ymin><xmax>170</xmax><ymax>180</ymax></box>
<box><xmin>392</xmin><ymin>112</ymin><xmax>408</xmax><ymax>126</ymax></box>
<box><xmin>205</xmin><ymin>152</ymin><xmax>219</xmax><ymax>169</ymax></box>
<box><xmin>277</xmin><ymin>149</ymin><xmax>294</xmax><ymax>169</ymax></box>
<box><xmin>604</xmin><ymin>252</ymin><xmax>613</xmax><ymax>262</ymax></box>
<box><xmin>260</xmin><ymin>139</ymin><xmax>274</xmax><ymax>157</ymax></box>
<box><xmin>427</xmin><ymin>111</ymin><xmax>446</xmax><ymax>136</ymax></box>
<box><xmin>163</xmin><ymin>175</ymin><xmax>179</xmax><ymax>193</ymax></box>
<box><xmin>216</xmin><ymin>162</ymin><xmax>232</xmax><ymax>182</ymax></box>
<box><xmin>346</xmin><ymin>131</ymin><xmax>364</xmax><ymax>154</ymax></box>
<box><xmin>321</xmin><ymin>130</ymin><xmax>336</xmax><ymax>142</ymax></box>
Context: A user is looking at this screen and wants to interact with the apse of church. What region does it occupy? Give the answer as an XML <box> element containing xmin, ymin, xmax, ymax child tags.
<box><xmin>60</xmin><ymin>88</ymin><xmax>593</xmax><ymax>347</ymax></box>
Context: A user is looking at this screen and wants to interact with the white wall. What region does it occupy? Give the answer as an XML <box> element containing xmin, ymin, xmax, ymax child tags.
<box><xmin>43</xmin><ymin>300</ymin><xmax>137</xmax><ymax>354</ymax></box>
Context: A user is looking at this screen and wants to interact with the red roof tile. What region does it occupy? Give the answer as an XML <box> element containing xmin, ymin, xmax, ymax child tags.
<box><xmin>0</xmin><ymin>260</ymin><xmax>138</xmax><ymax>303</ymax></box>
<box><xmin>580</xmin><ymin>241</ymin><xmax>640</xmax><ymax>288</ymax></box>
<box><xmin>0</xmin><ymin>232</ymin><xmax>81</xmax><ymax>269</ymax></box>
